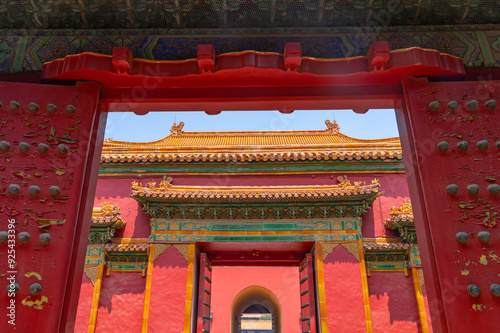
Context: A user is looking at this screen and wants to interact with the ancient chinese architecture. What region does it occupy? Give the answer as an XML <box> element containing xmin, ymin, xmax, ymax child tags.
<box><xmin>74</xmin><ymin>122</ymin><xmax>432</xmax><ymax>332</ymax></box>
<box><xmin>1</xmin><ymin>2</ymin><xmax>500</xmax><ymax>333</ymax></box>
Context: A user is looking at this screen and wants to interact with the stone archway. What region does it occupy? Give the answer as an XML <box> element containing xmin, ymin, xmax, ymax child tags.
<box><xmin>230</xmin><ymin>285</ymin><xmax>282</xmax><ymax>333</ymax></box>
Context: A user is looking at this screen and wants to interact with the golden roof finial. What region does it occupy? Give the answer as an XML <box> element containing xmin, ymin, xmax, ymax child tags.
<box><xmin>170</xmin><ymin>122</ymin><xmax>185</xmax><ymax>136</ymax></box>
<box><xmin>325</xmin><ymin>119</ymin><xmax>340</xmax><ymax>134</ymax></box>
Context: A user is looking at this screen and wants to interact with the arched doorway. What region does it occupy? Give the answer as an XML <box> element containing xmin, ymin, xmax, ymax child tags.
<box><xmin>230</xmin><ymin>286</ymin><xmax>282</xmax><ymax>333</ymax></box>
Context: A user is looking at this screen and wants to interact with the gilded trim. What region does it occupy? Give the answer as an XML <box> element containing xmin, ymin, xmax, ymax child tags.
<box><xmin>419</xmin><ymin>268</ymin><xmax>425</xmax><ymax>287</ymax></box>
<box><xmin>320</xmin><ymin>243</ymin><xmax>339</xmax><ymax>260</ymax></box>
<box><xmin>315</xmin><ymin>243</ymin><xmax>329</xmax><ymax>332</ymax></box>
<box><xmin>358</xmin><ymin>241</ymin><xmax>373</xmax><ymax>333</ymax></box>
<box><xmin>88</xmin><ymin>262</ymin><xmax>104</xmax><ymax>333</ymax></box>
<box><xmin>83</xmin><ymin>267</ymin><xmax>98</xmax><ymax>286</ymax></box>
<box><xmin>412</xmin><ymin>267</ymin><xmax>430</xmax><ymax>333</ymax></box>
<box><xmin>183</xmin><ymin>244</ymin><xmax>197</xmax><ymax>332</ymax></box>
<box><xmin>142</xmin><ymin>244</ymin><xmax>155</xmax><ymax>332</ymax></box>
<box><xmin>152</xmin><ymin>244</ymin><xmax>170</xmax><ymax>261</ymax></box>
<box><xmin>341</xmin><ymin>243</ymin><xmax>360</xmax><ymax>261</ymax></box>
<box><xmin>173</xmin><ymin>244</ymin><xmax>190</xmax><ymax>261</ymax></box>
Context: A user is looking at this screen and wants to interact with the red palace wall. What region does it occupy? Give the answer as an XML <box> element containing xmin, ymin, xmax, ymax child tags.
<box><xmin>368</xmin><ymin>272</ymin><xmax>431</xmax><ymax>332</ymax></box>
<box><xmin>74</xmin><ymin>274</ymin><xmax>94</xmax><ymax>332</ymax></box>
<box><xmin>94</xmin><ymin>272</ymin><xmax>145</xmax><ymax>332</ymax></box>
<box><xmin>323</xmin><ymin>245</ymin><xmax>366</xmax><ymax>332</ymax></box>
<box><xmin>148</xmin><ymin>246</ymin><xmax>189</xmax><ymax>333</ymax></box>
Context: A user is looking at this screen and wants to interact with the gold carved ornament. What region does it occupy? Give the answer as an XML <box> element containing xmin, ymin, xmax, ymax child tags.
<box><xmin>152</xmin><ymin>244</ymin><xmax>171</xmax><ymax>261</ymax></box>
<box><xmin>320</xmin><ymin>243</ymin><xmax>339</xmax><ymax>260</ymax></box>
<box><xmin>341</xmin><ymin>243</ymin><xmax>360</xmax><ymax>261</ymax></box>
<box><xmin>173</xmin><ymin>244</ymin><xmax>189</xmax><ymax>261</ymax></box>
<box><xmin>84</xmin><ymin>267</ymin><xmax>98</xmax><ymax>285</ymax></box>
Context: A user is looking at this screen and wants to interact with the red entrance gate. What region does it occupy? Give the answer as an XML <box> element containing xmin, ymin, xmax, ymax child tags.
<box><xmin>399</xmin><ymin>77</ymin><xmax>500</xmax><ymax>333</ymax></box>
<box><xmin>0</xmin><ymin>82</ymin><xmax>104</xmax><ymax>332</ymax></box>
<box><xmin>1</xmin><ymin>43</ymin><xmax>499</xmax><ymax>332</ymax></box>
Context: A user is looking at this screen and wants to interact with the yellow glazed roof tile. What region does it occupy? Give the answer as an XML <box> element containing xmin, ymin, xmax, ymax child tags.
<box><xmin>101</xmin><ymin>120</ymin><xmax>401</xmax><ymax>163</ymax></box>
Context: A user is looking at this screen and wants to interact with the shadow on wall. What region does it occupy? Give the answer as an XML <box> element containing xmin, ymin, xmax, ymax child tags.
<box><xmin>98</xmin><ymin>272</ymin><xmax>146</xmax><ymax>314</ymax></box>
<box><xmin>368</xmin><ymin>272</ymin><xmax>420</xmax><ymax>329</ymax></box>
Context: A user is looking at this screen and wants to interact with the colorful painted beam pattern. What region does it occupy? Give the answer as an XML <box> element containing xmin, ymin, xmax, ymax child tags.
<box><xmin>0</xmin><ymin>26</ymin><xmax>499</xmax><ymax>74</ymax></box>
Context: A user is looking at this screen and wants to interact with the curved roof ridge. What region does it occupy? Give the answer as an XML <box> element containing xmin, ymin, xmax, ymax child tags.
<box><xmin>103</xmin><ymin>126</ymin><xmax>400</xmax><ymax>149</ymax></box>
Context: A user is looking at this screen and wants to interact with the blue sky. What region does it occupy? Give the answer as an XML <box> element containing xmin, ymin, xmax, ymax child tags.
<box><xmin>104</xmin><ymin>109</ymin><xmax>399</xmax><ymax>142</ymax></box>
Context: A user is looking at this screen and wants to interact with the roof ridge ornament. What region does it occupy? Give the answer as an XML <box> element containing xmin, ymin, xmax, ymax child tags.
<box><xmin>390</xmin><ymin>199</ymin><xmax>413</xmax><ymax>216</ymax></box>
<box><xmin>384</xmin><ymin>200</ymin><xmax>416</xmax><ymax>243</ymax></box>
<box><xmin>170</xmin><ymin>122</ymin><xmax>184</xmax><ymax>136</ymax></box>
<box><xmin>325</xmin><ymin>119</ymin><xmax>339</xmax><ymax>134</ymax></box>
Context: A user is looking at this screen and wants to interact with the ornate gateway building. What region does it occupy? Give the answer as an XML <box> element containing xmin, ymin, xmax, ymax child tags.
<box><xmin>74</xmin><ymin>121</ymin><xmax>429</xmax><ymax>332</ymax></box>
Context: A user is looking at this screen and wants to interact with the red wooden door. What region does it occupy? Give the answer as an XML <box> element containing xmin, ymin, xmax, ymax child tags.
<box><xmin>400</xmin><ymin>77</ymin><xmax>500</xmax><ymax>333</ymax></box>
<box><xmin>299</xmin><ymin>253</ymin><xmax>317</xmax><ymax>333</ymax></box>
<box><xmin>0</xmin><ymin>81</ymin><xmax>103</xmax><ymax>332</ymax></box>
<box><xmin>197</xmin><ymin>253</ymin><xmax>213</xmax><ymax>333</ymax></box>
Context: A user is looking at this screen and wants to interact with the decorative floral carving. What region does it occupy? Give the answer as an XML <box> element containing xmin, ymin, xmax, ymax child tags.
<box><xmin>418</xmin><ymin>268</ymin><xmax>425</xmax><ymax>286</ymax></box>
<box><xmin>241</xmin><ymin>208</ymin><xmax>253</xmax><ymax>219</ymax></box>
<box><xmin>173</xmin><ymin>244</ymin><xmax>189</xmax><ymax>261</ymax></box>
<box><xmin>84</xmin><ymin>267</ymin><xmax>98</xmax><ymax>285</ymax></box>
<box><xmin>320</xmin><ymin>243</ymin><xmax>339</xmax><ymax>260</ymax></box>
<box><xmin>341</xmin><ymin>243</ymin><xmax>359</xmax><ymax>261</ymax></box>
<box><xmin>287</xmin><ymin>207</ymin><xmax>299</xmax><ymax>219</ymax></box>
<box><xmin>257</xmin><ymin>207</ymin><xmax>268</xmax><ymax>219</ymax></box>
<box><xmin>272</xmin><ymin>207</ymin><xmax>284</xmax><ymax>219</ymax></box>
<box><xmin>194</xmin><ymin>207</ymin><xmax>206</xmax><ymax>219</ymax></box>
<box><xmin>153</xmin><ymin>244</ymin><xmax>171</xmax><ymax>261</ymax></box>
<box><xmin>210</xmin><ymin>208</ymin><xmax>222</xmax><ymax>219</ymax></box>
<box><xmin>226</xmin><ymin>208</ymin><xmax>237</xmax><ymax>219</ymax></box>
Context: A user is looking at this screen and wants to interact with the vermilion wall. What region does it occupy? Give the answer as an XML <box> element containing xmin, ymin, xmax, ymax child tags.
<box><xmin>368</xmin><ymin>272</ymin><xmax>426</xmax><ymax>332</ymax></box>
<box><xmin>94</xmin><ymin>177</ymin><xmax>151</xmax><ymax>238</ymax></box>
<box><xmin>95</xmin><ymin>272</ymin><xmax>145</xmax><ymax>332</ymax></box>
<box><xmin>148</xmin><ymin>246</ymin><xmax>189</xmax><ymax>333</ymax></box>
<box><xmin>210</xmin><ymin>266</ymin><xmax>301</xmax><ymax>333</ymax></box>
<box><xmin>360</xmin><ymin>173</ymin><xmax>410</xmax><ymax>238</ymax></box>
<box><xmin>323</xmin><ymin>245</ymin><xmax>367</xmax><ymax>332</ymax></box>
<box><xmin>73</xmin><ymin>273</ymin><xmax>94</xmax><ymax>333</ymax></box>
